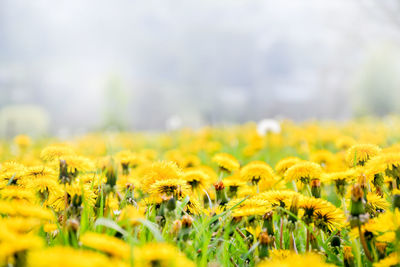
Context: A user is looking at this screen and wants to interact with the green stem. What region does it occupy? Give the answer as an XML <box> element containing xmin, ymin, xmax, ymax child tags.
<box><xmin>342</xmin><ymin>196</ymin><xmax>347</xmax><ymax>215</ymax></box>
<box><xmin>358</xmin><ymin>225</ymin><xmax>374</xmax><ymax>262</ymax></box>
<box><xmin>290</xmin><ymin>231</ymin><xmax>298</xmax><ymax>253</ymax></box>
<box><xmin>279</xmin><ymin>217</ymin><xmax>284</xmax><ymax>249</ymax></box>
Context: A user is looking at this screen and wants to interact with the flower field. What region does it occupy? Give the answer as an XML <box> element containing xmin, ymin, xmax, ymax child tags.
<box><xmin>1</xmin><ymin>118</ymin><xmax>400</xmax><ymax>267</ymax></box>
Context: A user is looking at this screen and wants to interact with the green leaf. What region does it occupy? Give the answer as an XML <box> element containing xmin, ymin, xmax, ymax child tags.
<box><xmin>137</xmin><ymin>218</ymin><xmax>164</xmax><ymax>242</ymax></box>
<box><xmin>94</xmin><ymin>218</ymin><xmax>128</xmax><ymax>236</ymax></box>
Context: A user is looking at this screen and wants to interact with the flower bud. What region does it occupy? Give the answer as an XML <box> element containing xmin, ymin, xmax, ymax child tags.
<box><xmin>350</xmin><ymin>184</ymin><xmax>365</xmax><ymax>217</ymax></box>
<box><xmin>343</xmin><ymin>246</ymin><xmax>355</xmax><ymax>267</ymax></box>
<box><xmin>331</xmin><ymin>235</ymin><xmax>341</xmax><ymax>248</ymax></box>
<box><xmin>311</xmin><ymin>179</ymin><xmax>321</xmax><ymax>198</ymax></box>
<box><xmin>288</xmin><ymin>195</ymin><xmax>299</xmax><ymax>224</ymax></box>
<box><xmin>66</xmin><ymin>218</ymin><xmax>79</xmax><ymax>232</ymax></box>
<box><xmin>59</xmin><ymin>159</ymin><xmax>70</xmax><ymax>184</ymax></box>
<box><xmin>214</xmin><ymin>181</ymin><xmax>228</xmax><ymax>205</ymax></box>
<box><xmin>167</xmin><ymin>197</ymin><xmax>176</xmax><ymax>211</ymax></box>
<box><xmin>375</xmin><ymin>242</ymin><xmax>387</xmax><ymax>260</ymax></box>
<box><xmin>105</xmin><ymin>162</ymin><xmax>118</xmax><ymax>188</ymax></box>
<box><xmin>181</xmin><ymin>215</ymin><xmax>194</xmax><ymax>228</ymax></box>
<box><xmin>214</xmin><ymin>181</ymin><xmax>225</xmax><ymax>191</ymax></box>
<box><xmin>262</xmin><ymin>211</ymin><xmax>274</xmax><ymax>236</ymax></box>
<box><xmin>258</xmin><ymin>231</ymin><xmax>274</xmax><ymax>259</ymax></box>
<box><xmin>172</xmin><ymin>220</ymin><xmax>182</xmax><ymax>235</ymax></box>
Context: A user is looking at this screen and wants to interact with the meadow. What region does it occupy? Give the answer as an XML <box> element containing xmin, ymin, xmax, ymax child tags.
<box><xmin>0</xmin><ymin>118</ymin><xmax>399</xmax><ymax>267</ymax></box>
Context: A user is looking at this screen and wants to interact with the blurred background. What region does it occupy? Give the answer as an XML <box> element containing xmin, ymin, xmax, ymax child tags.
<box><xmin>1</xmin><ymin>0</ymin><xmax>400</xmax><ymax>137</ymax></box>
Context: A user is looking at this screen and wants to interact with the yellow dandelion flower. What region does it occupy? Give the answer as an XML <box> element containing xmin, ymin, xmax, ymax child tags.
<box><xmin>240</xmin><ymin>161</ymin><xmax>274</xmax><ymax>185</ymax></box>
<box><xmin>335</xmin><ymin>136</ymin><xmax>356</xmax><ymax>150</ymax></box>
<box><xmin>269</xmin><ymin>249</ymin><xmax>294</xmax><ymax>260</ymax></box>
<box><xmin>140</xmin><ymin>149</ymin><xmax>158</xmax><ymax>161</ymax></box>
<box><xmin>80</xmin><ymin>232</ymin><xmax>130</xmax><ymax>259</ymax></box>
<box><xmin>183</xmin><ymin>169</ymin><xmax>209</xmax><ymax>190</ymax></box>
<box><xmin>223</xmin><ymin>172</ymin><xmax>247</xmax><ymax>198</ymax></box>
<box><xmin>322</xmin><ymin>169</ymin><xmax>356</xmax><ymax>183</ymax></box>
<box><xmin>259</xmin><ymin>174</ymin><xmax>283</xmax><ymax>191</ymax></box>
<box><xmin>376</xmin><ymin>231</ymin><xmax>396</xmax><ymax>243</ymax></box>
<box><xmin>367</xmin><ymin>152</ymin><xmax>400</xmax><ymax>183</ymax></box>
<box><xmin>374</xmin><ymin>253</ymin><xmax>399</xmax><ymax>267</ymax></box>
<box><xmin>232</xmin><ymin>206</ymin><xmax>270</xmax><ymax>218</ymax></box>
<box><xmin>228</xmin><ymin>198</ymin><xmax>270</xmax><ymax>218</ymax></box>
<box><xmin>141</xmin><ymin>161</ymin><xmax>183</xmax><ymax>192</ymax></box>
<box><xmin>107</xmin><ymin>194</ymin><xmax>120</xmax><ymax>214</ymax></box>
<box><xmin>205</xmin><ymin>205</ymin><xmax>224</xmax><ymax>217</ymax></box>
<box><xmin>258</xmin><ymin>252</ymin><xmax>334</xmax><ymax>267</ymax></box>
<box><xmin>46</xmin><ymin>183</ymin><xmax>96</xmax><ymax>211</ymax></box>
<box><xmin>0</xmin><ymin>200</ymin><xmax>53</xmax><ymax>220</ymax></box>
<box><xmin>78</xmin><ymin>173</ymin><xmax>106</xmax><ymax>185</ymax></box>
<box><xmin>43</xmin><ymin>223</ymin><xmax>58</xmax><ymax>233</ymax></box>
<box><xmin>133</xmin><ymin>243</ymin><xmax>195</xmax><ymax>267</ymax></box>
<box><xmin>322</xmin><ymin>169</ymin><xmax>356</xmax><ymax>197</ymax></box>
<box><xmin>68</xmin><ymin>183</ymin><xmax>97</xmax><ymax>205</ymax></box>
<box><xmin>299</xmin><ymin>196</ymin><xmax>331</xmax><ymax>224</ymax></box>
<box><xmin>63</xmin><ymin>155</ymin><xmax>95</xmax><ymax>173</ymax></box>
<box><xmin>14</xmin><ymin>134</ymin><xmax>31</xmax><ymax>149</ymax></box>
<box><xmin>212</xmin><ymin>152</ymin><xmax>240</xmax><ymax>173</ymax></box>
<box><xmin>235</xmin><ymin>184</ymin><xmax>258</xmax><ymax>198</ymax></box>
<box><xmin>183</xmin><ymin>194</ymin><xmax>203</xmax><ymax>215</ymax></box>
<box><xmin>255</xmin><ymin>190</ymin><xmax>301</xmax><ymax>209</ymax></box>
<box><xmin>0</xmin><ymin>217</ymin><xmax>42</xmax><ymax>234</ymax></box>
<box><xmin>0</xmin><ymin>233</ymin><xmax>43</xmax><ymax>260</ymax></box>
<box><xmin>284</xmin><ymin>162</ymin><xmax>322</xmax><ymax>183</ymax></box>
<box><xmin>0</xmin><ymin>186</ymin><xmax>37</xmax><ymax>202</ymax></box>
<box><xmin>346</xmin><ymin>144</ymin><xmax>381</xmax><ymax>167</ymax></box>
<box><xmin>195</xmin><ymin>165</ymin><xmax>218</xmax><ymax>183</ymax></box>
<box><xmin>228</xmin><ymin>198</ymin><xmax>268</xmax><ymax>210</ymax></box>
<box><xmin>149</xmin><ymin>178</ymin><xmax>190</xmax><ymax>197</ymax></box>
<box><xmin>27</xmin><ymin>246</ymin><xmax>116</xmax><ymax>267</ymax></box>
<box><xmin>116</xmin><ymin>150</ymin><xmax>144</xmax><ymax>174</ymax></box>
<box><xmin>119</xmin><ymin>205</ymin><xmax>145</xmax><ymax>226</ymax></box>
<box><xmin>361</xmin><ymin>209</ymin><xmax>399</xmax><ymax>242</ymax></box>
<box><xmin>383</xmin><ymin>143</ymin><xmax>400</xmax><ymax>153</ymax></box>
<box><xmin>245</xmin><ymin>225</ymin><xmax>262</xmax><ymax>241</ymax></box>
<box><xmin>310</xmin><ymin>150</ymin><xmax>335</xmax><ymax>170</ymax></box>
<box><xmin>40</xmin><ymin>145</ymin><xmax>75</xmax><ymax>162</ymax></box>
<box><xmin>313</xmin><ymin>203</ymin><xmax>345</xmax><ymax>231</ymax></box>
<box><xmin>275</xmin><ymin>157</ymin><xmax>302</xmax><ymax>177</ymax></box>
<box><xmin>182</xmin><ymin>154</ymin><xmax>201</xmax><ymax>168</ymax></box>
<box><xmin>139</xmin><ymin>195</ymin><xmax>164</xmax><ymax>205</ymax></box>
<box><xmin>366</xmin><ymin>192</ymin><xmax>390</xmax><ymax>213</ymax></box>
<box><xmin>0</xmin><ymin>161</ymin><xmax>26</xmax><ymax>186</ymax></box>
<box><xmin>23</xmin><ymin>165</ymin><xmax>57</xmax><ymax>180</ymax></box>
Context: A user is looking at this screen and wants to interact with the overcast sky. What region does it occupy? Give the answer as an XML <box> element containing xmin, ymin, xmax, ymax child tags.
<box><xmin>0</xmin><ymin>0</ymin><xmax>399</xmax><ymax>133</ymax></box>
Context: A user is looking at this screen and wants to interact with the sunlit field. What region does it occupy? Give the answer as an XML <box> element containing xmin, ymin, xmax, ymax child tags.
<box><xmin>1</xmin><ymin>118</ymin><xmax>400</xmax><ymax>267</ymax></box>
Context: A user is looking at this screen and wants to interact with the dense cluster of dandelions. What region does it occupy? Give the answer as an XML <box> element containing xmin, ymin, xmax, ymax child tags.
<box><xmin>1</xmin><ymin>119</ymin><xmax>400</xmax><ymax>266</ymax></box>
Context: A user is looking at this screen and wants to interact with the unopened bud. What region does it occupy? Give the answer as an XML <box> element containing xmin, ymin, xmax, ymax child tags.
<box><xmin>288</xmin><ymin>195</ymin><xmax>299</xmax><ymax>224</ymax></box>
<box><xmin>181</xmin><ymin>215</ymin><xmax>194</xmax><ymax>228</ymax></box>
<box><xmin>262</xmin><ymin>211</ymin><xmax>274</xmax><ymax>236</ymax></box>
<box><xmin>172</xmin><ymin>220</ymin><xmax>182</xmax><ymax>235</ymax></box>
<box><xmin>343</xmin><ymin>246</ymin><xmax>355</xmax><ymax>267</ymax></box>
<box><xmin>66</xmin><ymin>218</ymin><xmax>79</xmax><ymax>232</ymax></box>
<box><xmin>258</xmin><ymin>231</ymin><xmax>274</xmax><ymax>259</ymax></box>
<box><xmin>105</xmin><ymin>161</ymin><xmax>118</xmax><ymax>188</ymax></box>
<box><xmin>214</xmin><ymin>181</ymin><xmax>225</xmax><ymax>191</ymax></box>
<box><xmin>375</xmin><ymin>242</ymin><xmax>387</xmax><ymax>260</ymax></box>
<box><xmin>311</xmin><ymin>179</ymin><xmax>321</xmax><ymax>198</ymax></box>
<box><xmin>167</xmin><ymin>197</ymin><xmax>176</xmax><ymax>211</ymax></box>
<box><xmin>331</xmin><ymin>235</ymin><xmax>341</xmax><ymax>248</ymax></box>
<box><xmin>350</xmin><ymin>184</ymin><xmax>365</xmax><ymax>216</ymax></box>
